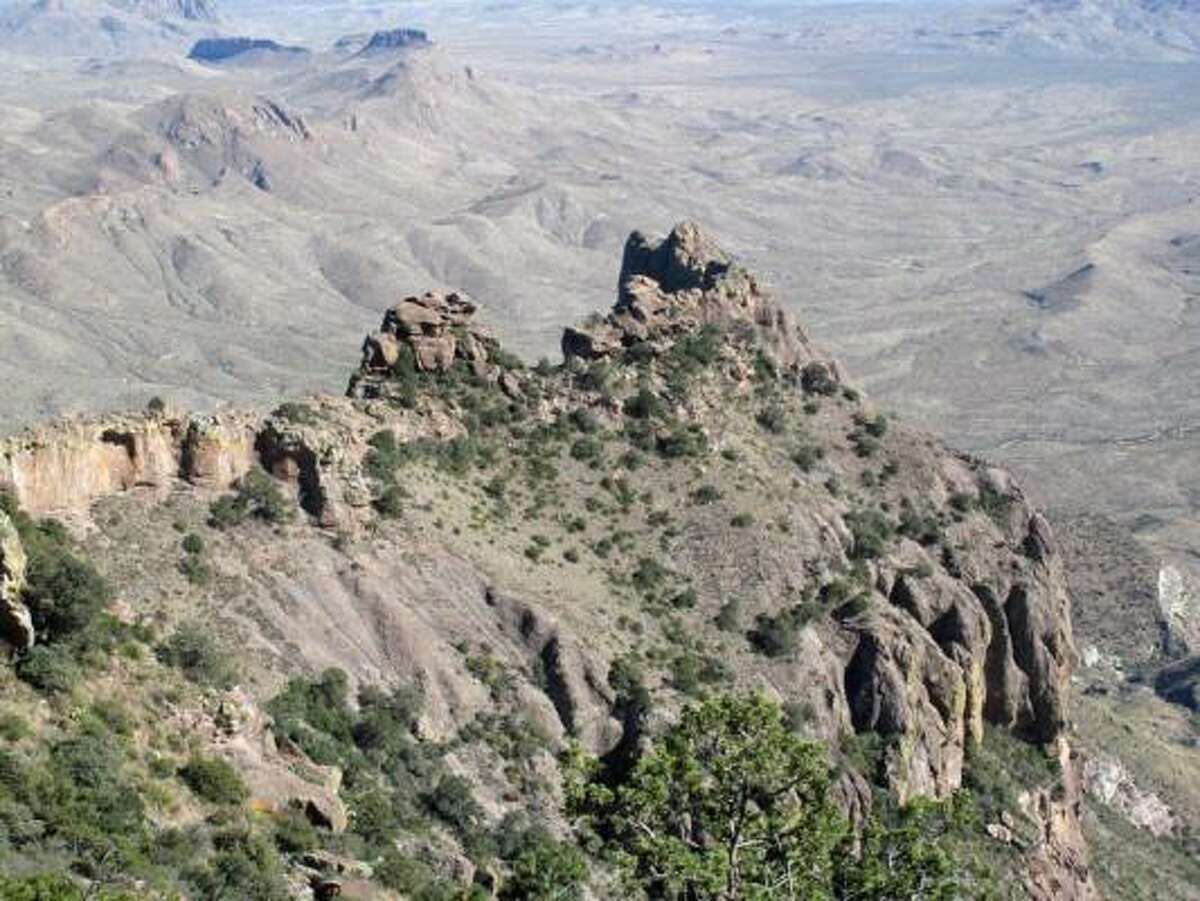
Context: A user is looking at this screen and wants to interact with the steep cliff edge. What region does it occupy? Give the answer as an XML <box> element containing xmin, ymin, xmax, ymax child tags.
<box><xmin>0</xmin><ymin>223</ymin><xmax>1092</xmax><ymax>898</ymax></box>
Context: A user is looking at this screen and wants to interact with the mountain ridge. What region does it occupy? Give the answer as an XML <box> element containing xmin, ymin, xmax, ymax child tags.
<box><xmin>0</xmin><ymin>222</ymin><xmax>1095</xmax><ymax>897</ymax></box>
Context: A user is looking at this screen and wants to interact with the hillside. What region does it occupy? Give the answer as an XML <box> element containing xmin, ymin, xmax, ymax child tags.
<box><xmin>0</xmin><ymin>224</ymin><xmax>1098</xmax><ymax>898</ymax></box>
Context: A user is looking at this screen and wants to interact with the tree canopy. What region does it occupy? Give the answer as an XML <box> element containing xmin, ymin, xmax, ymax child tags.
<box><xmin>566</xmin><ymin>694</ymin><xmax>992</xmax><ymax>901</ymax></box>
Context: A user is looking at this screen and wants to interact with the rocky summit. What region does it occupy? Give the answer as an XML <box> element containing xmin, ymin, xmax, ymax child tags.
<box><xmin>0</xmin><ymin>224</ymin><xmax>1096</xmax><ymax>899</ymax></box>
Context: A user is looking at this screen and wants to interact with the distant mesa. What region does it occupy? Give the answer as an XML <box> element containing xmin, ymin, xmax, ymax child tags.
<box><xmin>188</xmin><ymin>36</ymin><xmax>308</xmax><ymax>63</ymax></box>
<box><xmin>356</xmin><ymin>27</ymin><xmax>431</xmax><ymax>54</ymax></box>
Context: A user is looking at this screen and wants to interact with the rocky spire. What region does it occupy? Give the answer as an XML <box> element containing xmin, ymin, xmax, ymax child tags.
<box><xmin>347</xmin><ymin>291</ymin><xmax>500</xmax><ymax>400</ymax></box>
<box><xmin>562</xmin><ymin>221</ymin><xmax>829</xmax><ymax>376</ymax></box>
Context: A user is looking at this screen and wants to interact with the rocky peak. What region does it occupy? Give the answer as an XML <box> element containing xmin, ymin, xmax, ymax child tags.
<box><xmin>347</xmin><ymin>291</ymin><xmax>501</xmax><ymax>399</ymax></box>
<box><xmin>358</xmin><ymin>27</ymin><xmax>432</xmax><ymax>54</ymax></box>
<box><xmin>562</xmin><ymin>221</ymin><xmax>828</xmax><ymax>375</ymax></box>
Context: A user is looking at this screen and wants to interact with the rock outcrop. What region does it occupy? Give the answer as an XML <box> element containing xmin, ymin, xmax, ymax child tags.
<box><xmin>562</xmin><ymin>221</ymin><xmax>836</xmax><ymax>378</ymax></box>
<box><xmin>347</xmin><ymin>291</ymin><xmax>501</xmax><ymax>399</ymax></box>
<box><xmin>1158</xmin><ymin>562</ymin><xmax>1200</xmax><ymax>656</ymax></box>
<box><xmin>0</xmin><ymin>509</ymin><xmax>32</xmax><ymax>656</ymax></box>
<box><xmin>0</xmin><ymin>412</ymin><xmax>260</xmax><ymax>516</ymax></box>
<box><xmin>1084</xmin><ymin>753</ymin><xmax>1179</xmax><ymax>837</ymax></box>
<box><xmin>1021</xmin><ymin>741</ymin><xmax>1097</xmax><ymax>901</ymax></box>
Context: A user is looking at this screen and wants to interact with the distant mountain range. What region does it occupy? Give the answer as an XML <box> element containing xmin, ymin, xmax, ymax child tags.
<box><xmin>978</xmin><ymin>0</ymin><xmax>1200</xmax><ymax>60</ymax></box>
<box><xmin>0</xmin><ymin>0</ymin><xmax>219</xmax><ymax>55</ymax></box>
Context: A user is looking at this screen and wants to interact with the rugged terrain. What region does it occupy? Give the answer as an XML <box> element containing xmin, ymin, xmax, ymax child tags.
<box><xmin>1</xmin><ymin>0</ymin><xmax>1199</xmax><ymax>599</ymax></box>
<box><xmin>0</xmin><ymin>224</ymin><xmax>1099</xmax><ymax>898</ymax></box>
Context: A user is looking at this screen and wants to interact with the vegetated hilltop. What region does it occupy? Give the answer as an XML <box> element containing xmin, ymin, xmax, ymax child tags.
<box><xmin>0</xmin><ymin>224</ymin><xmax>1093</xmax><ymax>898</ymax></box>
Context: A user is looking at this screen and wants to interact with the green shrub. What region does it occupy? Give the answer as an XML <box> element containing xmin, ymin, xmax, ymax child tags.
<box><xmin>267</xmin><ymin>669</ymin><xmax>356</xmax><ymax>765</ymax></box>
<box><xmin>0</xmin><ymin>873</ymin><xmax>86</xmax><ymax>900</ymax></box>
<box><xmin>273</xmin><ymin>402</ymin><xmax>321</xmax><ymax>426</ymax></box>
<box><xmin>801</xmin><ymin>363</ymin><xmax>838</xmax><ymax>396</ymax></box>
<box><xmin>576</xmin><ymin>361</ymin><xmax>614</xmax><ymax>394</ymax></box>
<box><xmin>207</xmin><ymin>495</ymin><xmax>245</xmax><ymax>530</ymax></box>
<box><xmin>844</xmin><ymin>509</ymin><xmax>895</xmax><ymax>560</ymax></box>
<box><xmin>208</xmin><ymin>469</ymin><xmax>292</xmax><ymax>529</ymax></box>
<box><xmin>19</xmin><ymin>522</ymin><xmax>111</xmax><ymax>645</ymax></box>
<box><xmin>179</xmin><ymin>755</ymin><xmax>248</xmax><ymax>805</ymax></box>
<box><xmin>783</xmin><ymin>701</ymin><xmax>816</xmax><ymax>732</ymax></box>
<box><xmin>691</xmin><ymin>485</ymin><xmax>722</xmax><ymax>505</ymax></box>
<box><xmin>977</xmin><ymin>485</ymin><xmax>1015</xmax><ymax>526</ymax></box>
<box><xmin>756</xmin><ymin>405</ymin><xmax>788</xmax><ymax>434</ymax></box>
<box><xmin>90</xmin><ymin>699</ymin><xmax>133</xmax><ymax>736</ymax></box>
<box><xmin>753</xmin><ymin>350</ymin><xmax>778</xmax><ymax>382</ymax></box>
<box><xmin>608</xmin><ymin>655</ymin><xmax>652</xmax><ymax>723</ymax></box>
<box><xmin>375</xmin><ymin>850</ymin><xmax>438</xmax><ymax>894</ymax></box>
<box><xmin>749</xmin><ymin>606</ymin><xmax>812</xmax><ymax>658</ymax></box>
<box><xmin>181</xmin><ymin>533</ymin><xmax>205</xmax><ymax>555</ymax></box>
<box><xmin>670</xmin><ymin>324</ymin><xmax>722</xmax><ymax>369</ymax></box>
<box><xmin>156</xmin><ymin>624</ymin><xmax>236</xmax><ymax>688</ymax></box>
<box><xmin>624</xmin><ymin>421</ymin><xmax>655</xmax><ymax>452</ymax></box>
<box><xmin>567</xmin><ymin>407</ymin><xmax>601</xmax><ymax>434</ymax></box>
<box><xmin>187</xmin><ymin>828</ymin><xmax>287</xmax><ymax>900</ymax></box>
<box><xmin>669</xmin><ymin>588</ymin><xmax>697</xmax><ymax>610</ymax></box>
<box><xmin>364</xmin><ymin>430</ymin><xmax>402</xmax><ymax>484</ymax></box>
<box><xmin>374</xmin><ymin>485</ymin><xmax>406</xmax><ymax>519</ymax></box>
<box><xmin>570</xmin><ymin>436</ymin><xmax>603</xmax><ymax>462</ymax></box>
<box><xmin>16</xmin><ymin>645</ymin><xmax>81</xmax><ymax>694</ymax></box>
<box><xmin>671</xmin><ymin>653</ymin><xmax>732</xmax><ymax>696</ymax></box>
<box><xmin>491</xmin><ymin>348</ymin><xmax>525</xmax><ymax>372</ymax></box>
<box><xmin>500</xmin><ymin>835</ymin><xmax>588</xmax><ymax>900</ymax></box>
<box><xmin>0</xmin><ymin>712</ymin><xmax>30</xmax><ymax>742</ymax></box>
<box><xmin>730</xmin><ymin>513</ymin><xmax>755</xmax><ymax>528</ymax></box>
<box><xmin>832</xmin><ymin>594</ymin><xmax>871</xmax><ymax>621</ymax></box>
<box><xmin>425</xmin><ymin>774</ymin><xmax>482</xmax><ymax>834</ymax></box>
<box><xmin>623</xmin><ymin>388</ymin><xmax>666</xmax><ymax>420</ymax></box>
<box><xmin>656</xmin><ymin>424</ymin><xmax>708</xmax><ymax>459</ymax></box>
<box><xmin>178</xmin><ymin>553</ymin><xmax>211</xmax><ymax>586</ymax></box>
<box><xmin>272</xmin><ymin>810</ymin><xmax>319</xmax><ymax>853</ymax></box>
<box><xmin>715</xmin><ymin>599</ymin><xmax>742</xmax><ymax>632</ymax></box>
<box><xmin>791</xmin><ymin>444</ymin><xmax>825</xmax><ymax>473</ymax></box>
<box><xmin>631</xmin><ymin>557</ymin><xmax>670</xmax><ymax>596</ymax></box>
<box><xmin>899</xmin><ymin>508</ymin><xmax>943</xmax><ymax>546</ymax></box>
<box><xmin>849</xmin><ymin>433</ymin><xmax>881</xmax><ymax>458</ymax></box>
<box><xmin>854</xmin><ymin>412</ymin><xmax>889</xmax><ymax>438</ymax></box>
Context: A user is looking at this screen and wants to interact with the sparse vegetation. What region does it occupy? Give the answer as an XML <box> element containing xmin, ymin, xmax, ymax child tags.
<box><xmin>208</xmin><ymin>468</ymin><xmax>293</xmax><ymax>529</ymax></box>
<box><xmin>179</xmin><ymin>754</ymin><xmax>248</xmax><ymax>805</ymax></box>
<box><xmin>844</xmin><ymin>508</ymin><xmax>895</xmax><ymax>560</ymax></box>
<box><xmin>566</xmin><ymin>695</ymin><xmax>986</xmax><ymax>899</ymax></box>
<box><xmin>156</xmin><ymin>623</ymin><xmax>236</xmax><ymax>688</ymax></box>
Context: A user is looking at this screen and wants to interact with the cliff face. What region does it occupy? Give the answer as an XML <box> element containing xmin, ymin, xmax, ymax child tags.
<box><xmin>0</xmin><ymin>509</ymin><xmax>30</xmax><ymax>655</ymax></box>
<box><xmin>0</xmin><ymin>412</ymin><xmax>258</xmax><ymax>516</ymax></box>
<box><xmin>0</xmin><ymin>223</ymin><xmax>1091</xmax><ymax>897</ymax></box>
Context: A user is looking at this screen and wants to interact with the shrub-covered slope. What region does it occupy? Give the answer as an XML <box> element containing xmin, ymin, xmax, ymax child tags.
<box><xmin>0</xmin><ymin>223</ymin><xmax>1093</xmax><ymax>899</ymax></box>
